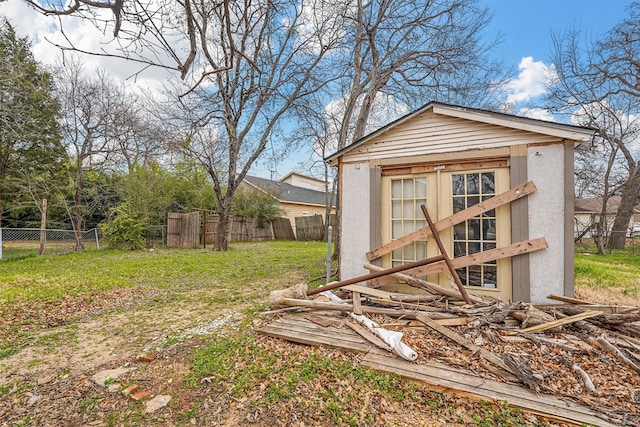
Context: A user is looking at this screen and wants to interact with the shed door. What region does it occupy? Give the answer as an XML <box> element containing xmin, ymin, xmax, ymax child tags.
<box><xmin>381</xmin><ymin>167</ymin><xmax>511</xmax><ymax>301</ymax></box>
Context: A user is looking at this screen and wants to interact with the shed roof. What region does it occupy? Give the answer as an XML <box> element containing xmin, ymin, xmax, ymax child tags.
<box><xmin>243</xmin><ymin>175</ymin><xmax>334</xmax><ymax>207</ymax></box>
<box><xmin>326</xmin><ymin>101</ymin><xmax>596</xmax><ymax>163</ymax></box>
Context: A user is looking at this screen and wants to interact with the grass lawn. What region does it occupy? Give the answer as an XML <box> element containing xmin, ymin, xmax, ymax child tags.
<box><xmin>0</xmin><ymin>241</ymin><xmax>330</xmax><ymax>303</ymax></box>
<box><xmin>574</xmin><ymin>246</ymin><xmax>640</xmax><ymax>306</ymax></box>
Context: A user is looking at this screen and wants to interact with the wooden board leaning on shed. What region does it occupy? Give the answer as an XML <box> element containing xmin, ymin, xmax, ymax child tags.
<box><xmin>367</xmin><ymin>237</ymin><xmax>547</xmax><ymax>287</ymax></box>
<box><xmin>366</xmin><ymin>180</ymin><xmax>537</xmax><ymax>261</ymax></box>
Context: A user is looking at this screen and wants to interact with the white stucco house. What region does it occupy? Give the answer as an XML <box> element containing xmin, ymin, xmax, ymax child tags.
<box><xmin>326</xmin><ymin>102</ymin><xmax>595</xmax><ymax>304</ymax></box>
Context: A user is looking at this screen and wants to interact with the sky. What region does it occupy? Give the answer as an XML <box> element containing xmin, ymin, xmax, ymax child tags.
<box><xmin>481</xmin><ymin>0</ymin><xmax>635</xmax><ymax>118</ymax></box>
<box><xmin>0</xmin><ymin>0</ymin><xmax>636</xmax><ymax>179</ymax></box>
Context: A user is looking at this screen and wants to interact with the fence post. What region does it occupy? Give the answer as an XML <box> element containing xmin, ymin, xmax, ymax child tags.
<box><xmin>325</xmin><ymin>225</ymin><xmax>332</xmax><ymax>283</ymax></box>
<box><xmin>94</xmin><ymin>228</ymin><xmax>100</xmax><ymax>250</ymax></box>
<box><xmin>0</xmin><ymin>228</ymin><xmax>3</xmax><ymax>260</ymax></box>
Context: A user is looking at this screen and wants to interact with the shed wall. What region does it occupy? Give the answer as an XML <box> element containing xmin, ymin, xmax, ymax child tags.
<box><xmin>527</xmin><ymin>144</ymin><xmax>567</xmax><ymax>303</ymax></box>
<box><xmin>340</xmin><ymin>162</ymin><xmax>372</xmax><ymax>280</ymax></box>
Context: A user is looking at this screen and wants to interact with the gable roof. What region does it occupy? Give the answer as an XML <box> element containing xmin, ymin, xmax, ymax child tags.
<box><xmin>326</xmin><ymin>101</ymin><xmax>596</xmax><ymax>163</ymax></box>
<box><xmin>279</xmin><ymin>172</ymin><xmax>325</xmax><ymax>184</ymax></box>
<box><xmin>243</xmin><ymin>175</ymin><xmax>334</xmax><ymax>207</ymax></box>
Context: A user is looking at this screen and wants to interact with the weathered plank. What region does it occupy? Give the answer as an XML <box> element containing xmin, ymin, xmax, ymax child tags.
<box><xmin>367</xmin><ymin>181</ymin><xmax>537</xmax><ymax>261</ymax></box>
<box><xmin>416</xmin><ymin>314</ymin><xmax>516</xmax><ymax>375</ymax></box>
<box><xmin>361</xmin><ymin>352</ymin><xmax>618</xmax><ymax>427</ymax></box>
<box><xmin>519</xmin><ymin>310</ymin><xmax>604</xmax><ymax>333</ymax></box>
<box><xmin>257</xmin><ymin>317</ymin><xmax>371</xmax><ymax>353</ymax></box>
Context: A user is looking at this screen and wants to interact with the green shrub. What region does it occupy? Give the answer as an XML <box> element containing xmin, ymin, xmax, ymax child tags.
<box><xmin>100</xmin><ymin>206</ymin><xmax>146</xmax><ymax>250</ymax></box>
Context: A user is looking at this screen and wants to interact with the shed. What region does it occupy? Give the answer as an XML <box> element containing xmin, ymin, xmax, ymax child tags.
<box><xmin>326</xmin><ymin>102</ymin><xmax>595</xmax><ymax>304</ymax></box>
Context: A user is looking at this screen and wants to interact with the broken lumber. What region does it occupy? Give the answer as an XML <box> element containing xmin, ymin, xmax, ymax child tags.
<box><xmin>415</xmin><ymin>313</ymin><xmax>517</xmax><ymax>376</ymax></box>
<box><xmin>594</xmin><ymin>336</ymin><xmax>640</xmax><ymax>375</ymax></box>
<box><xmin>420</xmin><ymin>204</ymin><xmax>472</xmax><ymax>304</ymax></box>
<box><xmin>547</xmin><ymin>294</ymin><xmax>596</xmax><ymax>305</ymax></box>
<box><xmin>363</xmin><ymin>263</ymin><xmax>485</xmax><ymax>304</ymax></box>
<box><xmin>346</xmin><ymin>321</ymin><xmax>393</xmax><ymax>353</ymax></box>
<box><xmin>306</xmin><ymin>254</ymin><xmax>446</xmax><ymax>296</ymax></box>
<box><xmin>572</xmin><ymin>364</ymin><xmax>596</xmax><ymax>394</ymax></box>
<box><xmin>519</xmin><ymin>310</ymin><xmax>604</xmax><ymax>333</ymax></box>
<box><xmin>317</xmin><ymin>290</ymin><xmax>418</xmax><ymax>361</ymax></box>
<box><xmin>367</xmin><ymin>181</ymin><xmax>537</xmax><ymax>261</ymax></box>
<box><xmin>368</xmin><ymin>238</ymin><xmax>547</xmax><ymax>287</ymax></box>
<box><xmin>272</xmin><ymin>297</ymin><xmax>426</xmax><ymax>319</ymax></box>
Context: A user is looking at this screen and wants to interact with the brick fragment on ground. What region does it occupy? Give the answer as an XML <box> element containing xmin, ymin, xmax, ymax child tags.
<box><xmin>130</xmin><ymin>391</ymin><xmax>150</xmax><ymax>401</ymax></box>
<box><xmin>121</xmin><ymin>384</ymin><xmax>139</xmax><ymax>396</ymax></box>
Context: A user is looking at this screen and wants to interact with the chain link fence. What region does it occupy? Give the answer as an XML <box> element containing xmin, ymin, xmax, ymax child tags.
<box><xmin>0</xmin><ymin>228</ymin><xmax>100</xmax><ymax>260</ymax></box>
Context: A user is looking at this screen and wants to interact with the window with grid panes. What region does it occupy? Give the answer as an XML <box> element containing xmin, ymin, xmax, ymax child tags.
<box><xmin>390</xmin><ymin>177</ymin><xmax>428</xmax><ymax>267</ymax></box>
<box><xmin>452</xmin><ymin>172</ymin><xmax>497</xmax><ymax>288</ymax></box>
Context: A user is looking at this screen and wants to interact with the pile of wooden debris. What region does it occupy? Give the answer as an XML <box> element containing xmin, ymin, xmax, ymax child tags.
<box><xmin>261</xmin><ymin>280</ymin><xmax>640</xmax><ymax>427</ymax></box>
<box><xmin>261</xmin><ymin>189</ymin><xmax>639</xmax><ymax>426</ymax></box>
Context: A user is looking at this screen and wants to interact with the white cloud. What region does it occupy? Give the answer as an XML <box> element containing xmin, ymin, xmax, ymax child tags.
<box><xmin>0</xmin><ymin>0</ymin><xmax>184</xmax><ymax>95</ymax></box>
<box><xmin>504</xmin><ymin>56</ymin><xmax>556</xmax><ymax>105</ymax></box>
<box><xmin>516</xmin><ymin>107</ymin><xmax>555</xmax><ymax>122</ymax></box>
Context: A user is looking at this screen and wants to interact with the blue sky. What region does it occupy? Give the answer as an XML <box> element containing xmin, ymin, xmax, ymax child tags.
<box><xmin>483</xmin><ymin>0</ymin><xmax>634</xmax><ymax>66</ymax></box>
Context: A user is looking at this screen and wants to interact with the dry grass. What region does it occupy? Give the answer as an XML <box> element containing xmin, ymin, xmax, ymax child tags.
<box><xmin>574</xmin><ymin>245</ymin><xmax>640</xmax><ymax>306</ymax></box>
<box><xmin>574</xmin><ymin>285</ymin><xmax>639</xmax><ymax>306</ymax></box>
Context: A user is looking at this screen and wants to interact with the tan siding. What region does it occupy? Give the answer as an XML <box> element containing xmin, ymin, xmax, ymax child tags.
<box><xmin>280</xmin><ymin>202</ymin><xmax>334</xmax><ymax>235</ymax></box>
<box><xmin>343</xmin><ymin>113</ymin><xmax>563</xmax><ymax>163</ymax></box>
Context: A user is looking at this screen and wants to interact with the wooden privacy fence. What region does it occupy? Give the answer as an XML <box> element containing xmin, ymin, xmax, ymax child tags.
<box><xmin>295</xmin><ymin>215</ymin><xmax>325</xmax><ymax>241</ymax></box>
<box><xmin>167</xmin><ymin>212</ymin><xmax>201</xmax><ymax>248</ymax></box>
<box><xmin>203</xmin><ymin>214</ymin><xmax>272</xmax><ymax>244</ymax></box>
<box><xmin>167</xmin><ymin>212</ymin><xmax>275</xmax><ymax>248</ymax></box>
<box><xmin>272</xmin><ymin>217</ymin><xmax>296</xmax><ymax>240</ymax></box>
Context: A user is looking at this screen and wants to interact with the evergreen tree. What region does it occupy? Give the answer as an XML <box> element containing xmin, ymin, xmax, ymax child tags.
<box><xmin>0</xmin><ymin>18</ymin><xmax>64</xmax><ymax>226</ymax></box>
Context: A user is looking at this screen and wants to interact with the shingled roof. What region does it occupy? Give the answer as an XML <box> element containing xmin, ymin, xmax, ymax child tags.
<box><xmin>574</xmin><ymin>196</ymin><xmax>640</xmax><ymax>214</ymax></box>
<box><xmin>243</xmin><ymin>175</ymin><xmax>334</xmax><ymax>207</ymax></box>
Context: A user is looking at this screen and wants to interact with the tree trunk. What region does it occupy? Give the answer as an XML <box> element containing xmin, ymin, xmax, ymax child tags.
<box><xmin>595</xmin><ymin>208</ymin><xmax>607</xmax><ymax>255</ymax></box>
<box><xmin>74</xmin><ymin>164</ymin><xmax>85</xmax><ymax>251</ymax></box>
<box><xmin>39</xmin><ymin>198</ymin><xmax>47</xmax><ymax>256</ymax></box>
<box><xmin>608</xmin><ymin>167</ymin><xmax>640</xmax><ymax>250</ymax></box>
<box><xmin>214</xmin><ymin>196</ymin><xmax>232</xmax><ymax>251</ymax></box>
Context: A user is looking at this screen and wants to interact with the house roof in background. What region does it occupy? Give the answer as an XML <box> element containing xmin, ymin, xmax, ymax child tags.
<box><xmin>574</xmin><ymin>196</ymin><xmax>640</xmax><ymax>214</ymax></box>
<box><xmin>243</xmin><ymin>175</ymin><xmax>334</xmax><ymax>207</ymax></box>
<box><xmin>279</xmin><ymin>172</ymin><xmax>325</xmax><ymax>184</ymax></box>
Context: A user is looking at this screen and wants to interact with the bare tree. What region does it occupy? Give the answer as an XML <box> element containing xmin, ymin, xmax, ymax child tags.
<box><xmin>27</xmin><ymin>0</ymin><xmax>497</xmax><ymax>252</ymax></box>
<box><xmin>549</xmin><ymin>3</ymin><xmax>640</xmax><ymax>251</ymax></box>
<box><xmin>328</xmin><ymin>0</ymin><xmax>497</xmax><ymax>149</ymax></box>
<box><xmin>152</xmin><ymin>0</ymin><xmax>343</xmax><ymax>250</ymax></box>
<box><xmin>292</xmin><ymin>0</ymin><xmax>498</xmax><ymax>258</ymax></box>
<box><xmin>55</xmin><ymin>58</ymin><xmax>141</xmax><ymax>249</ymax></box>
